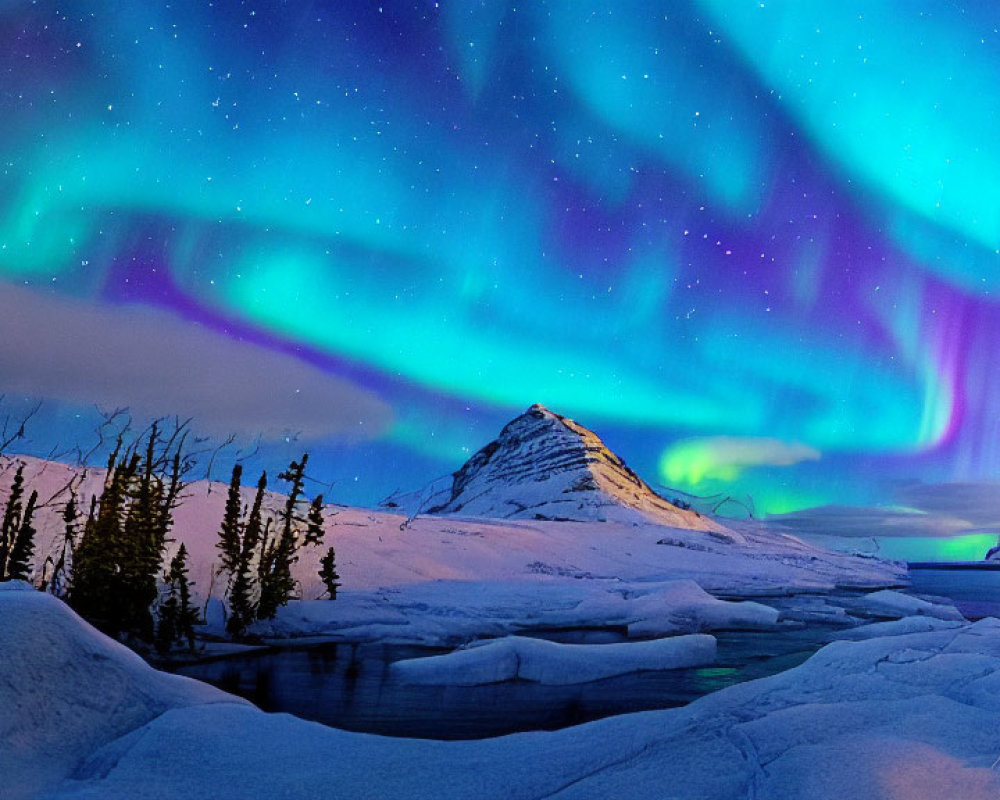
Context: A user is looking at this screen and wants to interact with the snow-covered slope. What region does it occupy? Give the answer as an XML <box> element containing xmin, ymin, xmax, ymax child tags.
<box><xmin>422</xmin><ymin>404</ymin><xmax>723</xmax><ymax>530</ymax></box>
<box><xmin>1</xmin><ymin>451</ymin><xmax>907</xmax><ymax>645</ymax></box>
<box><xmin>0</xmin><ymin>583</ymin><xmax>241</xmax><ymax>800</ymax></box>
<box><xmin>6</xmin><ymin>584</ymin><xmax>1000</xmax><ymax>799</ymax></box>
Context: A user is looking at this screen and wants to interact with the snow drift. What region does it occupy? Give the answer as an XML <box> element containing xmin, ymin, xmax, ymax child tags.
<box><xmin>0</xmin><ymin>583</ymin><xmax>242</xmax><ymax>800</ymax></box>
<box><xmin>6</xmin><ymin>583</ymin><xmax>1000</xmax><ymax>799</ymax></box>
<box><xmin>390</xmin><ymin>633</ymin><xmax>717</xmax><ymax>685</ymax></box>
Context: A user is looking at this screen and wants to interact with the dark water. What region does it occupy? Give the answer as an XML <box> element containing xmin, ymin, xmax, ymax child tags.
<box><xmin>172</xmin><ymin>572</ymin><xmax>1000</xmax><ymax>741</ymax></box>
<box><xmin>174</xmin><ymin>625</ymin><xmax>834</xmax><ymax>740</ymax></box>
<box><xmin>908</xmin><ymin>566</ymin><xmax>1000</xmax><ymax>620</ymax></box>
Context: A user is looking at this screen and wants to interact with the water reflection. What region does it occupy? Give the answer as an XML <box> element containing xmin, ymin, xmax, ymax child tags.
<box><xmin>170</xmin><ymin>572</ymin><xmax>1000</xmax><ymax>739</ymax></box>
<box><xmin>175</xmin><ymin>627</ymin><xmax>830</xmax><ymax>740</ymax></box>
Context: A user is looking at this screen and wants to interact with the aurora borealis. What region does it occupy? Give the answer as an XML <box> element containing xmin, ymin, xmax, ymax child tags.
<box><xmin>2</xmin><ymin>2</ymin><xmax>1000</xmax><ymax>527</ymax></box>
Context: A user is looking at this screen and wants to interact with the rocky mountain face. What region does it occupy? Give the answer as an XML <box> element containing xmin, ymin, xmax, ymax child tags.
<box><xmin>425</xmin><ymin>404</ymin><xmax>723</xmax><ymax>531</ymax></box>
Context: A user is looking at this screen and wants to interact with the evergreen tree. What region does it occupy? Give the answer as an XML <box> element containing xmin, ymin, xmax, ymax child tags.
<box><xmin>278</xmin><ymin>454</ymin><xmax>308</xmax><ymax>543</ymax></box>
<box><xmin>217</xmin><ymin>463</ymin><xmax>243</xmax><ymax>576</ymax></box>
<box><xmin>0</xmin><ymin>464</ymin><xmax>26</xmax><ymax>581</ymax></box>
<box><xmin>69</xmin><ymin>424</ymin><xmax>189</xmax><ymax>640</ymax></box>
<box><xmin>120</xmin><ymin>427</ymin><xmax>176</xmax><ymax>640</ymax></box>
<box><xmin>44</xmin><ymin>495</ymin><xmax>79</xmax><ymax>597</ymax></box>
<box><xmin>69</xmin><ymin>458</ymin><xmax>135</xmax><ymax>631</ymax></box>
<box><xmin>228</xmin><ymin>472</ymin><xmax>266</xmax><ymax>637</ymax></box>
<box><xmin>257</xmin><ymin>455</ymin><xmax>309</xmax><ymax>620</ymax></box>
<box><xmin>156</xmin><ymin>583</ymin><xmax>179</xmax><ymax>653</ymax></box>
<box><xmin>157</xmin><ymin>544</ymin><xmax>199</xmax><ymax>652</ymax></box>
<box><xmin>318</xmin><ymin>546</ymin><xmax>340</xmax><ymax>600</ymax></box>
<box><xmin>255</xmin><ymin>519</ymin><xmax>284</xmax><ymax>620</ymax></box>
<box><xmin>174</xmin><ymin>544</ymin><xmax>199</xmax><ymax>649</ymax></box>
<box><xmin>6</xmin><ymin>489</ymin><xmax>37</xmax><ymax>582</ymax></box>
<box><xmin>304</xmin><ymin>494</ymin><xmax>325</xmax><ymax>547</ymax></box>
<box><xmin>256</xmin><ymin>517</ymin><xmax>272</xmax><ymax>589</ymax></box>
<box><xmin>225</xmin><ymin>455</ymin><xmax>325</xmax><ymax>630</ymax></box>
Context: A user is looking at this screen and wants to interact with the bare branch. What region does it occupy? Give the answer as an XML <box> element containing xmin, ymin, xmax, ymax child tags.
<box><xmin>0</xmin><ymin>398</ymin><xmax>41</xmax><ymax>452</ymax></box>
<box><xmin>233</xmin><ymin>435</ymin><xmax>262</xmax><ymax>464</ymax></box>
<box><xmin>81</xmin><ymin>406</ymin><xmax>131</xmax><ymax>465</ymax></box>
<box><xmin>201</xmin><ymin>432</ymin><xmax>238</xmax><ymax>487</ymax></box>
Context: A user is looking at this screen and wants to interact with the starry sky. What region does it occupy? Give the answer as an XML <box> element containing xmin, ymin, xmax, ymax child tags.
<box><xmin>2</xmin><ymin>1</ymin><xmax>1000</xmax><ymax>537</ymax></box>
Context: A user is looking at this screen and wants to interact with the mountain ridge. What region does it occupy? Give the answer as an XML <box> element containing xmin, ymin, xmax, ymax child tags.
<box><xmin>423</xmin><ymin>404</ymin><xmax>724</xmax><ymax>532</ymax></box>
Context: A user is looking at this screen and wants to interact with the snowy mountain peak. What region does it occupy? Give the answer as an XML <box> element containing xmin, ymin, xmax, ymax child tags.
<box><xmin>426</xmin><ymin>404</ymin><xmax>723</xmax><ymax>531</ymax></box>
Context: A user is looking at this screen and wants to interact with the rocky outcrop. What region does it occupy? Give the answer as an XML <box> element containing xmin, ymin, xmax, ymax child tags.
<box><xmin>426</xmin><ymin>404</ymin><xmax>723</xmax><ymax>531</ymax></box>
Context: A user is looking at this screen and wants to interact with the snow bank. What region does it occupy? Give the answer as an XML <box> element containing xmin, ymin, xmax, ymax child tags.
<box><xmin>391</xmin><ymin>633</ymin><xmax>717</xmax><ymax>685</ymax></box>
<box><xmin>0</xmin><ymin>589</ymin><xmax>242</xmax><ymax>800</ymax></box>
<box><xmin>623</xmin><ymin>580</ymin><xmax>780</xmax><ymax>637</ymax></box>
<box><xmin>848</xmin><ymin>589</ymin><xmax>966</xmax><ymax>621</ymax></box>
<box><xmin>0</xmin><ymin>579</ymin><xmax>35</xmax><ymax>592</ymax></box>
<box><xmin>254</xmin><ymin>579</ymin><xmax>781</xmax><ymax>645</ymax></box>
<box><xmin>835</xmin><ymin>616</ymin><xmax>965</xmax><ymax>640</ymax></box>
<box><xmin>7</xmin><ymin>590</ymin><xmax>1000</xmax><ymax>799</ymax></box>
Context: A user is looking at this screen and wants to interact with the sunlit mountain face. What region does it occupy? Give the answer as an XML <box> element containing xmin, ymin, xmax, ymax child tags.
<box><xmin>1</xmin><ymin>2</ymin><xmax>998</xmax><ymax>522</ymax></box>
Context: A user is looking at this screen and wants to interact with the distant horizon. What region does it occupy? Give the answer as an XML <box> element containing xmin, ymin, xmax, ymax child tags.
<box><xmin>2</xmin><ymin>397</ymin><xmax>999</xmax><ymax>563</ymax></box>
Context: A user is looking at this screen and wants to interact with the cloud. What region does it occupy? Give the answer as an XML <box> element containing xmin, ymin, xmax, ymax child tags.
<box><xmin>0</xmin><ymin>284</ymin><xmax>393</xmax><ymax>439</ymax></box>
<box><xmin>767</xmin><ymin>481</ymin><xmax>1000</xmax><ymax>539</ymax></box>
<box><xmin>660</xmin><ymin>436</ymin><xmax>821</xmax><ymax>485</ymax></box>
<box><xmin>765</xmin><ymin>504</ymin><xmax>978</xmax><ymax>539</ymax></box>
<box><xmin>894</xmin><ymin>482</ymin><xmax>1000</xmax><ymax>528</ymax></box>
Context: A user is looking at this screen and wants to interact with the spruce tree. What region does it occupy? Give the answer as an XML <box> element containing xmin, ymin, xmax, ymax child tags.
<box><xmin>278</xmin><ymin>455</ymin><xmax>309</xmax><ymax>554</ymax></box>
<box><xmin>175</xmin><ymin>544</ymin><xmax>199</xmax><ymax>649</ymax></box>
<box><xmin>217</xmin><ymin>463</ymin><xmax>243</xmax><ymax>576</ymax></box>
<box><xmin>69</xmin><ymin>424</ymin><xmax>189</xmax><ymax>640</ymax></box>
<box><xmin>304</xmin><ymin>494</ymin><xmax>325</xmax><ymax>547</ymax></box>
<box><xmin>257</xmin><ymin>455</ymin><xmax>308</xmax><ymax>620</ymax></box>
<box><xmin>121</xmin><ymin>428</ymin><xmax>172</xmax><ymax>640</ymax></box>
<box><xmin>319</xmin><ymin>546</ymin><xmax>340</xmax><ymax>600</ymax></box>
<box><xmin>157</xmin><ymin>544</ymin><xmax>199</xmax><ymax>652</ymax></box>
<box><xmin>256</xmin><ymin>517</ymin><xmax>272</xmax><ymax>589</ymax></box>
<box><xmin>278</xmin><ymin>454</ymin><xmax>308</xmax><ymax>542</ymax></box>
<box><xmin>45</xmin><ymin>495</ymin><xmax>79</xmax><ymax>597</ymax></box>
<box><xmin>0</xmin><ymin>464</ymin><xmax>26</xmax><ymax>581</ymax></box>
<box><xmin>228</xmin><ymin>472</ymin><xmax>266</xmax><ymax>637</ymax></box>
<box><xmin>156</xmin><ymin>582</ymin><xmax>179</xmax><ymax>653</ymax></box>
<box><xmin>256</xmin><ymin>520</ymin><xmax>284</xmax><ymax>620</ymax></box>
<box><xmin>6</xmin><ymin>490</ymin><xmax>37</xmax><ymax>582</ymax></box>
<box><xmin>69</xmin><ymin>458</ymin><xmax>134</xmax><ymax>631</ymax></box>
<box><xmin>274</xmin><ymin>454</ymin><xmax>307</xmax><ymax>587</ymax></box>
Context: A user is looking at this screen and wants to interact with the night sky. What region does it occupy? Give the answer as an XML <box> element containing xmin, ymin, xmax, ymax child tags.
<box><xmin>2</xmin><ymin>2</ymin><xmax>999</xmax><ymax>529</ymax></box>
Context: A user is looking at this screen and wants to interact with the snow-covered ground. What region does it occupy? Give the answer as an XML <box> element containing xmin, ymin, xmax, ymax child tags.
<box><xmin>1</xmin><ymin>425</ymin><xmax>987</xmax><ymax>799</ymax></box>
<box><xmin>255</xmin><ymin>578</ymin><xmax>789</xmax><ymax>645</ymax></box>
<box><xmin>3</xmin><ymin>451</ymin><xmax>907</xmax><ymax>646</ymax></box>
<box><xmin>5</xmin><ymin>584</ymin><xmax>1000</xmax><ymax>800</ymax></box>
<box><xmin>0</xmin><ymin>583</ymin><xmax>241</xmax><ymax>800</ymax></box>
<box><xmin>843</xmin><ymin>588</ymin><xmax>968</xmax><ymax>622</ymax></box>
